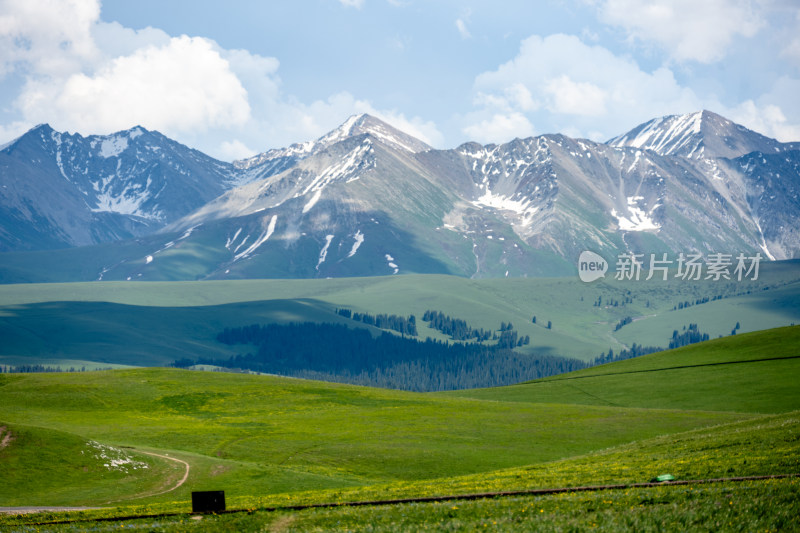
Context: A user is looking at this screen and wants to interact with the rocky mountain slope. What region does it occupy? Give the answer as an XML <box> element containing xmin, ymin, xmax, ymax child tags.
<box><xmin>1</xmin><ymin>110</ymin><xmax>797</xmax><ymax>280</ymax></box>
<box><xmin>0</xmin><ymin>124</ymin><xmax>236</xmax><ymax>251</ymax></box>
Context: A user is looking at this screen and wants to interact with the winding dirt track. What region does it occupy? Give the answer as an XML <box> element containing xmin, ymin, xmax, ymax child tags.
<box><xmin>135</xmin><ymin>451</ymin><xmax>191</xmax><ymax>497</ymax></box>
<box><xmin>0</xmin><ymin>450</ymin><xmax>192</xmax><ymax>514</ymax></box>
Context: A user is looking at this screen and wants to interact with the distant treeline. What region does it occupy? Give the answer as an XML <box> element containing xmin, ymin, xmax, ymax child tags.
<box><xmin>593</xmin><ymin>296</ymin><xmax>634</xmax><ymax>307</ymax></box>
<box><xmin>335</xmin><ymin>308</ymin><xmax>417</xmax><ymax>336</ymax></box>
<box><xmin>0</xmin><ymin>365</ymin><xmax>106</xmax><ymax>373</ymax></box>
<box><xmin>668</xmin><ymin>324</ymin><xmax>710</xmax><ymax>349</ymax></box>
<box><xmin>422</xmin><ymin>310</ymin><xmax>530</xmax><ymax>347</ymax></box>
<box><xmin>175</xmin><ymin>322</ymin><xmax>585</xmax><ymax>392</ymax></box>
<box><xmin>595</xmin><ymin>323</ymin><xmax>715</xmax><ymax>365</ymax></box>
<box><xmin>614</xmin><ymin>316</ymin><xmax>633</xmax><ymax>331</ymax></box>
<box><xmin>592</xmin><ymin>343</ymin><xmax>662</xmax><ymax>365</ymax></box>
<box><xmin>673</xmin><ymin>296</ymin><xmax>725</xmax><ymax>310</ymax></box>
<box><xmin>422</xmin><ymin>310</ymin><xmax>492</xmax><ymax>341</ymax></box>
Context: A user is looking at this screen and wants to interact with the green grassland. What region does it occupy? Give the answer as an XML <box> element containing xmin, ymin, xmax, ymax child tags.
<box><xmin>1</xmin><ymin>261</ymin><xmax>799</xmax><ymax>370</ymax></box>
<box><xmin>1</xmin><ymin>326</ymin><xmax>799</xmax><ymax>531</ymax></box>
<box><xmin>444</xmin><ymin>326</ymin><xmax>800</xmax><ymax>413</ymax></box>
<box><xmin>0</xmin><ymin>368</ymin><xmax>744</xmax><ymax>504</ymax></box>
<box><xmin>0</xmin><ymin>423</ymin><xmax>183</xmax><ymax>506</ymax></box>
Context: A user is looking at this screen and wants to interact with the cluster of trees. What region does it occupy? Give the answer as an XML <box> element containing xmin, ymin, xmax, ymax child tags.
<box><xmin>593</xmin><ymin>296</ymin><xmax>633</xmax><ymax>307</ymax></box>
<box><xmin>614</xmin><ymin>316</ymin><xmax>633</xmax><ymax>331</ymax></box>
<box><xmin>0</xmin><ymin>364</ymin><xmax>98</xmax><ymax>373</ymax></box>
<box><xmin>497</xmin><ymin>329</ymin><xmax>531</xmax><ymax>349</ymax></box>
<box><xmin>595</xmin><ymin>319</ymin><xmax>742</xmax><ymax>367</ymax></box>
<box><xmin>668</xmin><ymin>324</ymin><xmax>710</xmax><ymax>349</ymax></box>
<box><xmin>422</xmin><ymin>310</ymin><xmax>492</xmax><ymax>341</ymax></box>
<box><xmin>592</xmin><ymin>343</ymin><xmax>663</xmax><ymax>365</ymax></box>
<box><xmin>422</xmin><ymin>310</ymin><xmax>533</xmax><ymax>347</ymax></box>
<box><xmin>178</xmin><ymin>322</ymin><xmax>586</xmax><ymax>392</ymax></box>
<box><xmin>336</xmin><ymin>308</ymin><xmax>417</xmax><ymax>336</ymax></box>
<box><xmin>673</xmin><ymin>295</ymin><xmax>725</xmax><ymax>310</ymax></box>
<box><xmin>530</xmin><ymin>316</ymin><xmax>552</xmax><ymax>329</ymax></box>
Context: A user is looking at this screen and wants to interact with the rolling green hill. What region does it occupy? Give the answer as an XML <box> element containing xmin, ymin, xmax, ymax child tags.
<box><xmin>1</xmin><ymin>263</ymin><xmax>799</xmax><ymax>376</ymax></box>
<box><xmin>0</xmin><ymin>367</ymin><xmax>742</xmax><ymax>503</ymax></box>
<box><xmin>0</xmin><ymin>326</ymin><xmax>798</xmax><ymax>531</ymax></box>
<box><xmin>443</xmin><ymin>326</ymin><xmax>800</xmax><ymax>413</ymax></box>
<box><xmin>0</xmin><ymin>423</ymin><xmax>182</xmax><ymax>506</ymax></box>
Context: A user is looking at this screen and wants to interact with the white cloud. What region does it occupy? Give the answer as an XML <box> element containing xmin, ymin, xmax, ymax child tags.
<box><xmin>503</xmin><ymin>83</ymin><xmax>538</xmax><ymax>112</ymax></box>
<box><xmin>725</xmin><ymin>78</ymin><xmax>800</xmax><ymax>143</ymax></box>
<box><xmin>594</xmin><ymin>0</ymin><xmax>765</xmax><ymax>63</ymax></box>
<box><xmin>91</xmin><ymin>21</ymin><xmax>171</xmax><ymax>60</ymax></box>
<box><xmin>780</xmin><ymin>9</ymin><xmax>800</xmax><ymax>67</ymax></box>
<box><xmin>338</xmin><ymin>0</ymin><xmax>364</xmax><ymax>8</ymax></box>
<box><xmin>19</xmin><ymin>36</ymin><xmax>251</xmax><ymax>136</ymax></box>
<box><xmin>288</xmin><ymin>91</ymin><xmax>444</xmax><ymax>147</ymax></box>
<box><xmin>465</xmin><ymin>34</ymin><xmax>703</xmax><ymax>142</ymax></box>
<box><xmin>463</xmin><ymin>30</ymin><xmax>800</xmax><ymax>145</ymax></box>
<box><xmin>0</xmin><ymin>0</ymin><xmax>101</xmax><ymax>76</ymax></box>
<box><xmin>0</xmin><ymin>0</ymin><xmax>447</xmax><ymax>160</ymax></box>
<box><xmin>219</xmin><ymin>139</ymin><xmax>257</xmax><ymax>161</ymax></box>
<box><xmin>462</xmin><ymin>112</ymin><xmax>535</xmax><ymax>144</ymax></box>
<box><xmin>372</xmin><ymin>109</ymin><xmax>443</xmax><ymax>147</ymax></box>
<box><xmin>455</xmin><ymin>18</ymin><xmax>471</xmax><ymax>39</ymax></box>
<box><xmin>544</xmin><ymin>76</ymin><xmax>607</xmax><ymax>116</ymax></box>
<box><xmin>0</xmin><ymin>120</ymin><xmax>30</xmax><ymax>146</ymax></box>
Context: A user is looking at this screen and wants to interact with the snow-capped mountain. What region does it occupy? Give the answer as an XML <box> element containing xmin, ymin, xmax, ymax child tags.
<box><xmin>607</xmin><ymin>110</ymin><xmax>793</xmax><ymax>159</ymax></box>
<box><xmin>1</xmin><ymin>110</ymin><xmax>798</xmax><ymax>281</ymax></box>
<box><xmin>0</xmin><ymin>124</ymin><xmax>235</xmax><ymax>250</ymax></box>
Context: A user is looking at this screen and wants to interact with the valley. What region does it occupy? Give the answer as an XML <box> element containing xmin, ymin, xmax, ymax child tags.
<box><xmin>0</xmin><ymin>326</ymin><xmax>798</xmax><ymax>530</ymax></box>
<box><xmin>1</xmin><ymin>110</ymin><xmax>799</xmax><ymax>530</ymax></box>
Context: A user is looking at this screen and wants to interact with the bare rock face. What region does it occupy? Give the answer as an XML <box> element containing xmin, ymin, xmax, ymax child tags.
<box><xmin>1</xmin><ymin>110</ymin><xmax>798</xmax><ymax>280</ymax></box>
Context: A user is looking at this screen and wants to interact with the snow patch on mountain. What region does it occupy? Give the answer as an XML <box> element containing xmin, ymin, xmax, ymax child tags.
<box><xmin>347</xmin><ymin>230</ymin><xmax>364</xmax><ymax>258</ymax></box>
<box><xmin>302</xmin><ymin>140</ymin><xmax>374</xmax><ymax>213</ymax></box>
<box><xmin>360</xmin><ymin>122</ymin><xmax>421</xmax><ymax>153</ymax></box>
<box><xmin>612</xmin><ymin>196</ymin><xmax>660</xmax><ymax>232</ymax></box>
<box><xmin>234</xmin><ymin>215</ymin><xmax>277</xmax><ymax>261</ymax></box>
<box><xmin>303</xmin><ymin>190</ymin><xmax>323</xmax><ymax>214</ymax></box>
<box><xmin>317</xmin><ymin>234</ymin><xmax>334</xmax><ymax>270</ymax></box>
<box><xmin>474</xmin><ymin>189</ymin><xmax>532</xmax><ymax>216</ymax></box>
<box><xmin>319</xmin><ymin>114</ymin><xmax>361</xmax><ymax>147</ymax></box>
<box><xmin>233</xmin><ymin>235</ymin><xmax>249</xmax><ymax>254</ymax></box>
<box><xmin>92</xmin><ymin>184</ymin><xmax>154</xmax><ymax>218</ymax></box>
<box><xmin>235</xmin><ymin>114</ymin><xmax>428</xmax><ymax>178</ymax></box>
<box><xmin>611</xmin><ymin>112</ymin><xmax>703</xmax><ymax>157</ymax></box>
<box><xmin>99</xmin><ymin>136</ymin><xmax>129</xmax><ymax>158</ymax></box>
<box><xmin>754</xmin><ymin>218</ymin><xmax>776</xmax><ymax>261</ymax></box>
<box><xmin>385</xmin><ymin>253</ymin><xmax>398</xmax><ymax>274</ymax></box>
<box><xmin>225</xmin><ymin>228</ymin><xmax>243</xmax><ymax>250</ymax></box>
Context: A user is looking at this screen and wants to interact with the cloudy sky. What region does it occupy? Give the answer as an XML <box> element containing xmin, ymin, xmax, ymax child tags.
<box><xmin>1</xmin><ymin>0</ymin><xmax>798</xmax><ymax>160</ymax></box>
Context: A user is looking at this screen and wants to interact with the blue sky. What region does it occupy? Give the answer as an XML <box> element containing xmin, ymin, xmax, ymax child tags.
<box><xmin>1</xmin><ymin>0</ymin><xmax>798</xmax><ymax>160</ymax></box>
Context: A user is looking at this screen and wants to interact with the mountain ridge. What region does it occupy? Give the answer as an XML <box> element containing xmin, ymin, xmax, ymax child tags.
<box><xmin>1</xmin><ymin>110</ymin><xmax>798</xmax><ymax>280</ymax></box>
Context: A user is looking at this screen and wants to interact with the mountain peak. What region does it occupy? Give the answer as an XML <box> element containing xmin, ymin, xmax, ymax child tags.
<box><xmin>0</xmin><ymin>123</ymin><xmax>59</xmax><ymax>153</ymax></box>
<box><xmin>319</xmin><ymin>113</ymin><xmax>431</xmax><ymax>154</ymax></box>
<box><xmin>234</xmin><ymin>114</ymin><xmax>431</xmax><ymax>171</ymax></box>
<box><xmin>608</xmin><ymin>110</ymin><xmax>784</xmax><ymax>159</ymax></box>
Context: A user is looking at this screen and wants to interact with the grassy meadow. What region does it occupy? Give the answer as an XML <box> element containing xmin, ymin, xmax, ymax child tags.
<box><xmin>1</xmin><ymin>262</ymin><xmax>799</xmax><ymax>370</ymax></box>
<box><xmin>0</xmin><ymin>326</ymin><xmax>799</xmax><ymax>530</ymax></box>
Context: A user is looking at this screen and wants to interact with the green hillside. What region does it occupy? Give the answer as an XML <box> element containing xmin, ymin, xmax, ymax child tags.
<box><xmin>0</xmin><ymin>422</ymin><xmax>188</xmax><ymax>507</ymax></box>
<box><xmin>0</xmin><ymin>368</ymin><xmax>741</xmax><ymax>502</ymax></box>
<box><xmin>1</xmin><ymin>263</ymin><xmax>798</xmax><ymax>374</ymax></box>
<box><xmin>0</xmin><ymin>326</ymin><xmax>798</xmax><ymax>530</ymax></box>
<box><xmin>444</xmin><ymin>326</ymin><xmax>800</xmax><ymax>413</ymax></box>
